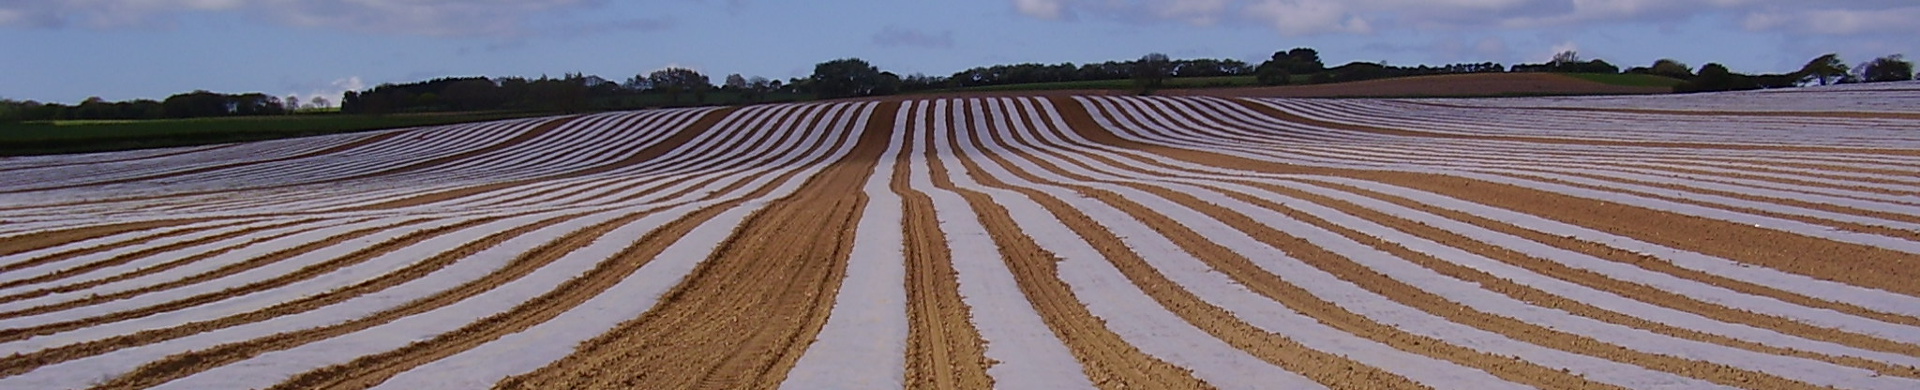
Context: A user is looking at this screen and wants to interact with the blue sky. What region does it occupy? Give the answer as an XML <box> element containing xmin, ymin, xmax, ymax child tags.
<box><xmin>3</xmin><ymin>0</ymin><xmax>1915</xmax><ymax>104</ymax></box>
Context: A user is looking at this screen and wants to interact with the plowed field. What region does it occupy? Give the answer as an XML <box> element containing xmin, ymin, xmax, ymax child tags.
<box><xmin>2</xmin><ymin>83</ymin><xmax>1918</xmax><ymax>389</ymax></box>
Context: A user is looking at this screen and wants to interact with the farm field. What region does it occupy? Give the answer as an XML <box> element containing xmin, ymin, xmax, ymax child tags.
<box><xmin>0</xmin><ymin>83</ymin><xmax>1917</xmax><ymax>389</ymax></box>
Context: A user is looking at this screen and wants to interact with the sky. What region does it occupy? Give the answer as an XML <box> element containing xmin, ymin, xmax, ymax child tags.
<box><xmin>2</xmin><ymin>0</ymin><xmax>1915</xmax><ymax>105</ymax></box>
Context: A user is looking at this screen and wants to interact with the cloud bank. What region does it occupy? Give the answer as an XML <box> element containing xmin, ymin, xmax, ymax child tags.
<box><xmin>0</xmin><ymin>0</ymin><xmax>604</xmax><ymax>37</ymax></box>
<box><xmin>1009</xmin><ymin>0</ymin><xmax>1920</xmax><ymax>37</ymax></box>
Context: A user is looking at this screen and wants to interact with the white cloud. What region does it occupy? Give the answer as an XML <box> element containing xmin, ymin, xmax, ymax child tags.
<box><xmin>1014</xmin><ymin>0</ymin><xmax>1067</xmax><ymax>19</ymax></box>
<box><xmin>332</xmin><ymin>76</ymin><xmax>364</xmax><ymax>93</ymax></box>
<box><xmin>1154</xmin><ymin>0</ymin><xmax>1232</xmax><ymax>26</ymax></box>
<box><xmin>1006</xmin><ymin>0</ymin><xmax>1920</xmax><ymax>38</ymax></box>
<box><xmin>257</xmin><ymin>0</ymin><xmax>598</xmax><ymax>37</ymax></box>
<box><xmin>0</xmin><ymin>0</ymin><xmax>604</xmax><ymax>37</ymax></box>
<box><xmin>1743</xmin><ymin>6</ymin><xmax>1920</xmax><ymax>35</ymax></box>
<box><xmin>282</xmin><ymin>75</ymin><xmax>361</xmax><ymax>108</ymax></box>
<box><xmin>1244</xmin><ymin>0</ymin><xmax>1369</xmax><ymax>35</ymax></box>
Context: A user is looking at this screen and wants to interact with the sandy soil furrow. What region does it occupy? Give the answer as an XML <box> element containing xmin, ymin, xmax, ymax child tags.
<box><xmin>1088</xmin><ymin>96</ymin><xmax>1920</xmax><ymax>296</ymax></box>
<box><xmin>0</xmin><ymin>220</ymin><xmax>208</xmax><ymax>268</ymax></box>
<box><xmin>1416</xmin><ymin>102</ymin><xmax>1920</xmax><ymax>121</ymax></box>
<box><xmin>549</xmin><ymin>105</ymin><xmax>822</xmax><ymax>209</ymax></box>
<box><xmin>889</xmin><ymin>122</ymin><xmax>996</xmax><ymax>390</ymax></box>
<box><xmin>1051</xmin><ymin>96</ymin><xmax>1873</xmax><ymax>389</ymax></box>
<box><xmin>245</xmin><ymin>104</ymin><xmax>862</xmax><ymax>390</ymax></box>
<box><xmin>340</xmin><ymin>108</ymin><xmax>737</xmax><ymax>212</ymax></box>
<box><xmin>1082</xmin><ymin>93</ymin><xmax>1920</xmax><ymax>357</ymax></box>
<box><xmin>1067</xmin><ymin>89</ymin><xmax>1904</xmax><ymax>330</ymax></box>
<box><xmin>319</xmin><ymin>108</ymin><xmax>878</xmax><ymax>390</ymax></box>
<box><xmin>488</xmin><ymin>103</ymin><xmax>884</xmax><ymax>390</ymax></box>
<box><xmin>2</xmin><ymin>90</ymin><xmax>1911</xmax><ymax>389</ymax></box>
<box><xmin>71</xmin><ymin>212</ymin><xmax>574</xmax><ymax>389</ymax></box>
<box><xmin>1039</xmin><ymin>98</ymin><xmax>1683</xmax><ymax>388</ymax></box>
<box><xmin>928</xmin><ymin>100</ymin><xmax>1214</xmax><ymax>390</ymax></box>
<box><xmin>966</xmin><ymin>99</ymin><xmax>1439</xmax><ymax>389</ymax></box>
<box><xmin>1342</xmin><ymin>171</ymin><xmax>1920</xmax><ymax>296</ymax></box>
<box><xmin>1762</xmin><ymin>161</ymin><xmax>1920</xmax><ymax>182</ymax></box>
<box><xmin>245</xmin><ymin>208</ymin><xmax>696</xmax><ymax>390</ymax></box>
<box><xmin>352</xmin><ymin>109</ymin><xmax>727</xmax><ymax>212</ymax></box>
<box><xmin>0</xmin><ymin>217</ymin><xmax>500</xmax><ymax>345</ymax></box>
<box><xmin>266</xmin><ymin>115</ymin><xmax>582</xmax><ymax>187</ymax></box>
<box><xmin>1</xmin><ymin>222</ymin><xmax>261</xmax><ymax>290</ymax></box>
<box><xmin>1241</xmin><ymin>98</ymin><xmax>1920</xmax><ymax>156</ymax></box>
<box><xmin>1190</xmin><ymin>99</ymin><xmax>1920</xmax><ymax>206</ymax></box>
<box><xmin>0</xmin><ymin>144</ymin><xmax>238</xmax><ymax>171</ymax></box>
<box><xmin>0</xmin><ymin>219</ymin><xmax>313</xmax><ymax>296</ymax></box>
<box><xmin>1287</xmin><ymin>179</ymin><xmax>1920</xmax><ymax>373</ymax></box>
<box><xmin>0</xmin><ymin>219</ymin><xmax>370</xmax><ymax>307</ymax></box>
<box><xmin>1590</xmin><ymin>162</ymin><xmax>1920</xmax><ymax>200</ymax></box>
<box><xmin>1494</xmin><ymin>170</ymin><xmax>1920</xmax><ymax>237</ymax></box>
<box><xmin>0</xmin><ymin>217</ymin><xmax>500</xmax><ymax>378</ymax></box>
<box><xmin>0</xmin><ymin>219</ymin><xmax>341</xmax><ymax>314</ymax></box>
<box><xmin>0</xmin><ymin>131</ymin><xmax>410</xmax><ymax>195</ymax></box>
<box><xmin>1319</xmin><ymin>178</ymin><xmax>1920</xmax><ymax>326</ymax></box>
<box><xmin>780</xmin><ymin>103</ymin><xmax>911</xmax><ymax>389</ymax></box>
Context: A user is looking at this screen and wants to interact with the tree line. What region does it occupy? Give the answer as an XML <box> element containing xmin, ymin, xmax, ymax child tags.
<box><xmin>2</xmin><ymin>91</ymin><xmax>325</xmax><ymax>123</ymax></box>
<box><xmin>6</xmin><ymin>49</ymin><xmax>1915</xmax><ymax>123</ymax></box>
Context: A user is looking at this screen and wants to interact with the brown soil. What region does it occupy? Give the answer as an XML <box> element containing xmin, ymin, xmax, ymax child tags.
<box><xmin>1052</xmin><ymin>96</ymin><xmax>1920</xmax><ymax>388</ymax></box>
<box><xmin>1175</xmin><ymin>73</ymin><xmax>1668</xmax><ymax>98</ymax></box>
<box><xmin>891</xmin><ymin>106</ymin><xmax>997</xmax><ymax>390</ymax></box>
<box><xmin>3</xmin><ymin>89</ymin><xmax>1915</xmax><ymax>390</ymax></box>
<box><xmin>0</xmin><ymin>131</ymin><xmax>406</xmax><ymax>194</ymax></box>
<box><xmin>925</xmin><ymin>102</ymin><xmax>1214</xmax><ymax>390</ymax></box>
<box><xmin>493</xmin><ymin>103</ymin><xmax>888</xmax><ymax>389</ymax></box>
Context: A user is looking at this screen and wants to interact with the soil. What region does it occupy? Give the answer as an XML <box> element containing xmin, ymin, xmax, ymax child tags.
<box><xmin>0</xmin><ymin>86</ymin><xmax>1914</xmax><ymax>390</ymax></box>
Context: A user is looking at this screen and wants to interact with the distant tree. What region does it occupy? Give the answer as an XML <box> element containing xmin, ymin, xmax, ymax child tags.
<box><xmin>235</xmin><ymin>93</ymin><xmax>284</xmax><ymax>116</ymax></box>
<box><xmin>1581</xmin><ymin>59</ymin><xmax>1621</xmax><ymax>74</ymax></box>
<box><xmin>648</xmin><ymin>67</ymin><xmax>710</xmax><ymax>104</ymax></box>
<box><xmin>740</xmin><ymin>76</ymin><xmax>774</xmax><ymax>103</ymax></box>
<box><xmin>1859</xmin><ymin>54</ymin><xmax>1915</xmax><ymax>83</ymax></box>
<box><xmin>876</xmin><ymin>71</ymin><xmax>904</xmax><ymax>96</ymax></box>
<box><xmin>1551</xmin><ymin>50</ymin><xmax>1582</xmax><ymax>65</ymax></box>
<box><xmin>1798</xmin><ymin>53</ymin><xmax>1850</xmax><ymax>86</ymax></box>
<box><xmin>1131</xmin><ymin>53</ymin><xmax>1173</xmax><ymax>94</ymax></box>
<box><xmin>1282</xmin><ymin>48</ymin><xmax>1325</xmax><ymax>74</ymax></box>
<box><xmin>284</xmin><ymin>95</ymin><xmax>301</xmax><ymax>113</ymax></box>
<box><xmin>1173</xmin><ymin>58</ymin><xmax>1251</xmax><ymax>78</ymax></box>
<box><xmin>1326</xmin><ymin>61</ymin><xmax>1389</xmax><ymax>83</ymax></box>
<box><xmin>1254</xmin><ymin>47</ymin><xmax>1325</xmax><ymax>85</ymax></box>
<box><xmin>1648</xmin><ymin>58</ymin><xmax>1694</xmax><ymax>79</ymax></box>
<box><xmin>73</xmin><ymin>97</ymin><xmax>110</xmax><ymax>119</ymax></box>
<box><xmin>0</xmin><ymin>99</ymin><xmax>19</xmax><ymax>123</ymax></box>
<box><xmin>1255</xmin><ymin>67</ymin><xmax>1291</xmax><ymax>86</ymax></box>
<box><xmin>724</xmin><ymin>73</ymin><xmax>749</xmax><ymax>90</ymax></box>
<box><xmin>526</xmin><ymin>74</ymin><xmax>590</xmax><ymax>112</ymax></box>
<box><xmin>623</xmin><ymin>74</ymin><xmax>654</xmax><ymax>91</ymax></box>
<box><xmin>811</xmin><ymin>58</ymin><xmax>890</xmax><ymax>99</ymax></box>
<box><xmin>900</xmin><ymin>73</ymin><xmax>948</xmax><ymax>93</ymax></box>
<box><xmin>1674</xmin><ymin>63</ymin><xmax>1760</xmax><ymax>93</ymax></box>
<box><xmin>163</xmin><ymin>90</ymin><xmax>233</xmax><ymax>118</ymax></box>
<box><xmin>441</xmin><ymin>79</ymin><xmax>502</xmax><ymax>111</ymax></box>
<box><xmin>311</xmin><ymin>96</ymin><xmax>331</xmax><ymax>109</ymax></box>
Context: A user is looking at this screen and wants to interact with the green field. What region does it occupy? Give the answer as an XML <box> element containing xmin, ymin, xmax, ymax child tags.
<box><xmin>0</xmin><ymin>111</ymin><xmax>551</xmax><ymax>156</ymax></box>
<box><xmin>1563</xmin><ymin>73</ymin><xmax>1685</xmax><ymax>88</ymax></box>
